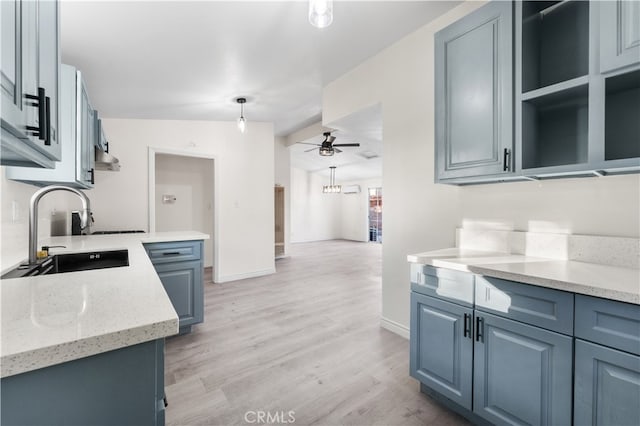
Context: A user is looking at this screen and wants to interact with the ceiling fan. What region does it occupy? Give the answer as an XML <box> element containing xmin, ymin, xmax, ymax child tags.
<box><xmin>299</xmin><ymin>132</ymin><xmax>360</xmax><ymax>156</ymax></box>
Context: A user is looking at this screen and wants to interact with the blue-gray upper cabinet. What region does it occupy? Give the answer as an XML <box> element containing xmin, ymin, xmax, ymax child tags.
<box><xmin>1</xmin><ymin>0</ymin><xmax>61</xmax><ymax>168</ymax></box>
<box><xmin>435</xmin><ymin>1</ymin><xmax>514</xmax><ymax>183</ymax></box>
<box><xmin>473</xmin><ymin>311</ymin><xmax>573</xmax><ymax>426</ymax></box>
<box><xmin>410</xmin><ymin>292</ymin><xmax>473</xmax><ymax>410</ymax></box>
<box><xmin>599</xmin><ymin>0</ymin><xmax>640</xmax><ymax>74</ymax></box>
<box><xmin>144</xmin><ymin>240</ymin><xmax>204</xmax><ymax>335</ymax></box>
<box><xmin>5</xmin><ymin>65</ymin><xmax>96</xmax><ymax>188</ymax></box>
<box><xmin>574</xmin><ymin>339</ymin><xmax>640</xmax><ymax>426</ymax></box>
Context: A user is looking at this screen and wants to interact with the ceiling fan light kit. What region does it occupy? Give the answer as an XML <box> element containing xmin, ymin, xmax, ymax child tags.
<box><xmin>297</xmin><ymin>131</ymin><xmax>361</xmax><ymax>156</ymax></box>
<box><xmin>235</xmin><ymin>97</ymin><xmax>247</xmax><ymax>133</ymax></box>
<box><xmin>322</xmin><ymin>166</ymin><xmax>341</xmax><ymax>193</ymax></box>
<box><xmin>320</xmin><ymin>146</ymin><xmax>333</xmax><ymax>156</ymax></box>
<box><xmin>309</xmin><ymin>0</ymin><xmax>333</xmax><ymax>29</ymax></box>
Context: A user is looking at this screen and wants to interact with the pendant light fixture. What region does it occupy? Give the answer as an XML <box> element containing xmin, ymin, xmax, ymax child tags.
<box><xmin>236</xmin><ymin>97</ymin><xmax>247</xmax><ymax>133</ymax></box>
<box><xmin>322</xmin><ymin>166</ymin><xmax>341</xmax><ymax>193</ymax></box>
<box><xmin>309</xmin><ymin>0</ymin><xmax>333</xmax><ymax>29</ymax></box>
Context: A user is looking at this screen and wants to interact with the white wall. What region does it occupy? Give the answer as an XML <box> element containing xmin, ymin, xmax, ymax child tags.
<box><xmin>322</xmin><ymin>1</ymin><xmax>640</xmax><ymax>335</ymax></box>
<box><xmin>289</xmin><ymin>170</ymin><xmax>382</xmax><ymax>243</ymax></box>
<box><xmin>155</xmin><ymin>153</ymin><xmax>214</xmax><ymax>268</ymax></box>
<box><xmin>274</xmin><ymin>136</ymin><xmax>291</xmax><ymax>256</ymax></box>
<box><xmin>290</xmin><ymin>167</ymin><xmax>342</xmax><ymax>242</ymax></box>
<box><xmin>1</xmin><ymin>172</ymin><xmax>81</xmax><ymax>266</ymax></box>
<box><xmin>91</xmin><ymin>118</ymin><xmax>275</xmax><ymax>283</ymax></box>
<box><xmin>340</xmin><ymin>178</ymin><xmax>383</xmax><ymax>242</ymax></box>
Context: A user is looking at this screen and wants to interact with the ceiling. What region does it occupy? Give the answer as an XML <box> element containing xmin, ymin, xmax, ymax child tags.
<box><xmin>60</xmin><ymin>0</ymin><xmax>461</xmax><ymax>137</ymax></box>
<box><xmin>289</xmin><ymin>104</ymin><xmax>383</xmax><ymax>181</ymax></box>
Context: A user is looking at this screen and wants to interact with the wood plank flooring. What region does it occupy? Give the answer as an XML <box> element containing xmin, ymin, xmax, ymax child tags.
<box><xmin>164</xmin><ymin>240</ymin><xmax>468</xmax><ymax>426</ymax></box>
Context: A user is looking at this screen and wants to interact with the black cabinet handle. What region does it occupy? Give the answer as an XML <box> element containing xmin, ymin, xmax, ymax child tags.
<box><xmin>44</xmin><ymin>96</ymin><xmax>51</xmax><ymax>145</ymax></box>
<box><xmin>503</xmin><ymin>148</ymin><xmax>511</xmax><ymax>171</ymax></box>
<box><xmin>105</xmin><ymin>141</ymin><xmax>109</xmax><ymax>153</ymax></box>
<box><xmin>25</xmin><ymin>88</ymin><xmax>47</xmax><ymax>143</ymax></box>
<box><xmin>464</xmin><ymin>313</ymin><xmax>472</xmax><ymax>338</ymax></box>
<box><xmin>88</xmin><ymin>168</ymin><xmax>95</xmax><ymax>185</ymax></box>
<box><xmin>476</xmin><ymin>316</ymin><xmax>484</xmax><ymax>342</ymax></box>
<box><xmin>162</xmin><ymin>251</ymin><xmax>182</xmax><ymax>256</ymax></box>
<box><xmin>163</xmin><ymin>396</ymin><xmax>168</xmax><ymax>408</ymax></box>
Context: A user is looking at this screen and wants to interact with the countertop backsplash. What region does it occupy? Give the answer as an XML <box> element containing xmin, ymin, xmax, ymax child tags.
<box><xmin>456</xmin><ymin>228</ymin><xmax>640</xmax><ymax>269</ymax></box>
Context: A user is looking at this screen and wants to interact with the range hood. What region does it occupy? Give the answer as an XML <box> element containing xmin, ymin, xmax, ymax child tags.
<box><xmin>95</xmin><ymin>147</ymin><xmax>121</xmax><ymax>171</ymax></box>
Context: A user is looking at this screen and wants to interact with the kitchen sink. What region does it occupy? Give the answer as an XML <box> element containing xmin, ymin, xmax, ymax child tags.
<box><xmin>1</xmin><ymin>249</ymin><xmax>129</xmax><ymax>279</ymax></box>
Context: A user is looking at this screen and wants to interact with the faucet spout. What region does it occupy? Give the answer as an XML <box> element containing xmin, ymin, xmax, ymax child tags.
<box><xmin>29</xmin><ymin>185</ymin><xmax>91</xmax><ymax>265</ymax></box>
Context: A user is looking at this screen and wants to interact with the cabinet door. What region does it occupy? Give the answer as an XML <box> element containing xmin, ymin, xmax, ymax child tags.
<box><xmin>1</xmin><ymin>0</ymin><xmax>24</xmax><ymax>135</ymax></box>
<box><xmin>600</xmin><ymin>0</ymin><xmax>640</xmax><ymax>73</ymax></box>
<box><xmin>410</xmin><ymin>292</ymin><xmax>473</xmax><ymax>410</ymax></box>
<box><xmin>78</xmin><ymin>75</ymin><xmax>95</xmax><ymax>187</ymax></box>
<box><xmin>574</xmin><ymin>339</ymin><xmax>640</xmax><ymax>426</ymax></box>
<box><xmin>1</xmin><ymin>0</ymin><xmax>60</xmax><ymax>167</ymax></box>
<box><xmin>37</xmin><ymin>0</ymin><xmax>61</xmax><ymax>160</ymax></box>
<box><xmin>473</xmin><ymin>312</ymin><xmax>572</xmax><ymax>426</ymax></box>
<box><xmin>154</xmin><ymin>260</ymin><xmax>204</xmax><ymax>328</ymax></box>
<box><xmin>435</xmin><ymin>1</ymin><xmax>513</xmax><ymax>181</ymax></box>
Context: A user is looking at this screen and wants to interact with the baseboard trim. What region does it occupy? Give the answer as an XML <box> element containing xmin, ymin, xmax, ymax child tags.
<box><xmin>381</xmin><ymin>317</ymin><xmax>409</xmax><ymax>339</ymax></box>
<box><xmin>215</xmin><ymin>267</ymin><xmax>276</xmax><ymax>283</ymax></box>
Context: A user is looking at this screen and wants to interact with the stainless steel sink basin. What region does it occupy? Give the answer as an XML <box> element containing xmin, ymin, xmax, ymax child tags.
<box><xmin>1</xmin><ymin>250</ymin><xmax>129</xmax><ymax>279</ymax></box>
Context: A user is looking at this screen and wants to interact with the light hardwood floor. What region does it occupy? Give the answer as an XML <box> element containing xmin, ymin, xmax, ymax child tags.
<box><xmin>164</xmin><ymin>240</ymin><xmax>468</xmax><ymax>426</ymax></box>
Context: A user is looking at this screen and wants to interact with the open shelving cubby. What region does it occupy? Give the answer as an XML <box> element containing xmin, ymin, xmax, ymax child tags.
<box><xmin>520</xmin><ymin>0</ymin><xmax>591</xmax><ymax>172</ymax></box>
<box><xmin>522</xmin><ymin>84</ymin><xmax>589</xmax><ymax>170</ymax></box>
<box><xmin>605</xmin><ymin>69</ymin><xmax>640</xmax><ymax>161</ymax></box>
<box><xmin>521</xmin><ymin>0</ymin><xmax>589</xmax><ymax>93</ymax></box>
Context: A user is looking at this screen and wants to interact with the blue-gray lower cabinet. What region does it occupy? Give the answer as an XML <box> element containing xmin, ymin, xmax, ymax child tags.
<box><xmin>154</xmin><ymin>260</ymin><xmax>203</xmax><ymax>333</ymax></box>
<box><xmin>144</xmin><ymin>240</ymin><xmax>204</xmax><ymax>335</ymax></box>
<box><xmin>574</xmin><ymin>339</ymin><xmax>640</xmax><ymax>426</ymax></box>
<box><xmin>0</xmin><ymin>339</ymin><xmax>165</xmax><ymax>425</ymax></box>
<box><xmin>410</xmin><ymin>292</ymin><xmax>473</xmax><ymax>409</ymax></box>
<box><xmin>410</xmin><ymin>272</ymin><xmax>573</xmax><ymax>425</ymax></box>
<box><xmin>473</xmin><ymin>312</ymin><xmax>573</xmax><ymax>426</ymax></box>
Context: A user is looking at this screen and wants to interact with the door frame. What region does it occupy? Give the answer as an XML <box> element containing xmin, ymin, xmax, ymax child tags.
<box><xmin>148</xmin><ymin>146</ymin><xmax>219</xmax><ymax>282</ymax></box>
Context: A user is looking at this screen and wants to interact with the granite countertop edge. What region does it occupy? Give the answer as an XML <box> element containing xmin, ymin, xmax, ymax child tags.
<box><xmin>408</xmin><ymin>248</ymin><xmax>640</xmax><ymax>305</ymax></box>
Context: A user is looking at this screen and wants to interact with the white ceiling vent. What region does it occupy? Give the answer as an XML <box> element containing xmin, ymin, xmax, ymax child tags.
<box><xmin>358</xmin><ymin>151</ymin><xmax>379</xmax><ymax>160</ymax></box>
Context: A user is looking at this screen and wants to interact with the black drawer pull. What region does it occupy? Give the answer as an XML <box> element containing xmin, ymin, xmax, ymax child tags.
<box><xmin>476</xmin><ymin>316</ymin><xmax>484</xmax><ymax>342</ymax></box>
<box><xmin>25</xmin><ymin>87</ymin><xmax>48</xmax><ymax>144</ymax></box>
<box><xmin>88</xmin><ymin>168</ymin><xmax>95</xmax><ymax>184</ymax></box>
<box><xmin>463</xmin><ymin>313</ymin><xmax>471</xmax><ymax>338</ymax></box>
<box><xmin>162</xmin><ymin>251</ymin><xmax>182</xmax><ymax>256</ymax></box>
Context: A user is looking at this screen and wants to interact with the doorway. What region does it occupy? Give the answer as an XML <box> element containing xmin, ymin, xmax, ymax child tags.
<box><xmin>148</xmin><ymin>148</ymin><xmax>216</xmax><ymax>275</ymax></box>
<box><xmin>368</xmin><ymin>187</ymin><xmax>382</xmax><ymax>243</ymax></box>
<box><xmin>275</xmin><ymin>185</ymin><xmax>285</xmax><ymax>258</ymax></box>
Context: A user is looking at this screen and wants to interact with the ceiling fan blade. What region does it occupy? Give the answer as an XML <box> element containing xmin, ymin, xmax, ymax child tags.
<box><xmin>332</xmin><ymin>143</ymin><xmax>360</xmax><ymax>147</ymax></box>
<box><xmin>304</xmin><ymin>147</ymin><xmax>318</xmax><ymax>153</ymax></box>
<box><xmin>334</xmin><ymin>147</ymin><xmax>343</xmax><ymax>153</ymax></box>
<box><xmin>298</xmin><ymin>142</ymin><xmax>321</xmax><ymax>146</ymax></box>
<box><xmin>327</xmin><ymin>136</ymin><xmax>336</xmax><ymax>143</ymax></box>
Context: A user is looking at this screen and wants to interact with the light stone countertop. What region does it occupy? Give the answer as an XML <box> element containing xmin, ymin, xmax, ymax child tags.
<box><xmin>408</xmin><ymin>248</ymin><xmax>640</xmax><ymax>305</ymax></box>
<box><xmin>0</xmin><ymin>231</ymin><xmax>209</xmax><ymax>378</ymax></box>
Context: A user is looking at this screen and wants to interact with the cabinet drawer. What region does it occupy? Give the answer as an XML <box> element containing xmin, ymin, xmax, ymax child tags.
<box><xmin>575</xmin><ymin>295</ymin><xmax>640</xmax><ymax>356</ymax></box>
<box><xmin>410</xmin><ymin>264</ymin><xmax>473</xmax><ymax>307</ymax></box>
<box><xmin>144</xmin><ymin>240</ymin><xmax>202</xmax><ymax>264</ymax></box>
<box><xmin>475</xmin><ymin>276</ymin><xmax>574</xmax><ymax>335</ymax></box>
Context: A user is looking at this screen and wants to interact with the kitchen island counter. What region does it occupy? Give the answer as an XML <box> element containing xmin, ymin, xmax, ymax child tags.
<box><xmin>0</xmin><ymin>231</ymin><xmax>209</xmax><ymax>378</ymax></box>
